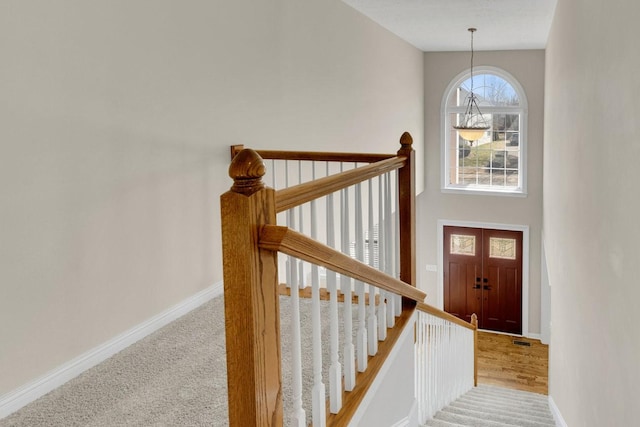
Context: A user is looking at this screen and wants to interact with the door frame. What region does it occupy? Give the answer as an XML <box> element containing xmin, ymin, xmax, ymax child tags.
<box><xmin>437</xmin><ymin>219</ymin><xmax>530</xmax><ymax>338</ymax></box>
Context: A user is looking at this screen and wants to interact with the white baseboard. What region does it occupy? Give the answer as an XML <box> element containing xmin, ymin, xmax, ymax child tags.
<box><xmin>389</xmin><ymin>399</ymin><xmax>418</xmax><ymax>427</ymax></box>
<box><xmin>390</xmin><ymin>415</ymin><xmax>410</xmax><ymax>427</ymax></box>
<box><xmin>0</xmin><ymin>282</ymin><xmax>224</xmax><ymax>420</ymax></box>
<box><xmin>477</xmin><ymin>329</ymin><xmax>543</xmax><ymax>342</ymax></box>
<box><xmin>548</xmin><ymin>395</ymin><xmax>568</xmax><ymax>427</ymax></box>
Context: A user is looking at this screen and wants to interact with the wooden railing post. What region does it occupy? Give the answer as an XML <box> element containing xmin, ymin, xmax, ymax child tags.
<box><xmin>397</xmin><ymin>132</ymin><xmax>416</xmax><ymax>298</ymax></box>
<box><xmin>220</xmin><ymin>149</ymin><xmax>283</xmax><ymax>426</ymax></box>
<box><xmin>471</xmin><ymin>313</ymin><xmax>478</xmax><ymax>387</ymax></box>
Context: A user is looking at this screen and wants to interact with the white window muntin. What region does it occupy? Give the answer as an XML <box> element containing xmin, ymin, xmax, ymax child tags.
<box><xmin>441</xmin><ymin>66</ymin><xmax>528</xmax><ymax>196</ymax></box>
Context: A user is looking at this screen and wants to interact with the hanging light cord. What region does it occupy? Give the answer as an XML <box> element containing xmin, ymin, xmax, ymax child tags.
<box><xmin>469</xmin><ymin>28</ymin><xmax>476</xmax><ymax>97</ymax></box>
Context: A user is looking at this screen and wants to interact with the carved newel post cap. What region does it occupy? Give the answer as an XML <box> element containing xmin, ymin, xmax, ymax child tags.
<box><xmin>400</xmin><ymin>132</ymin><xmax>413</xmax><ymax>148</ymax></box>
<box><xmin>228</xmin><ymin>149</ymin><xmax>266</xmax><ymax>195</ymax></box>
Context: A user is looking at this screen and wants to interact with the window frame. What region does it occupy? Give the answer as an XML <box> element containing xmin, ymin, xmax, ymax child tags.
<box><xmin>441</xmin><ymin>66</ymin><xmax>528</xmax><ymax>196</ymax></box>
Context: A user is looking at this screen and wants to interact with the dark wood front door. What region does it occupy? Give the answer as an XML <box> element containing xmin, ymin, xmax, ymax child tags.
<box><xmin>444</xmin><ymin>226</ymin><xmax>523</xmax><ymax>334</ymax></box>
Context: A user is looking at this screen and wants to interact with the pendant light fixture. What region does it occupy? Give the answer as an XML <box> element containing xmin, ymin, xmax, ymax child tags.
<box><xmin>454</xmin><ymin>28</ymin><xmax>490</xmax><ymax>143</ymax></box>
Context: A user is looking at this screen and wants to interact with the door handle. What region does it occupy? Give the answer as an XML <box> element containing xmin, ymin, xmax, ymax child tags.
<box><xmin>472</xmin><ymin>284</ymin><xmax>481</xmax><ymax>289</ymax></box>
<box><xmin>483</xmin><ymin>285</ymin><xmax>491</xmax><ymax>290</ymax></box>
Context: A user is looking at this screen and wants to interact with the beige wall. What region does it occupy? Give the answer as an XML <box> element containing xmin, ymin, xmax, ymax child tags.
<box><xmin>0</xmin><ymin>0</ymin><xmax>423</xmax><ymax>396</ymax></box>
<box><xmin>545</xmin><ymin>0</ymin><xmax>640</xmax><ymax>424</ymax></box>
<box><xmin>419</xmin><ymin>50</ymin><xmax>545</xmax><ymax>336</ymax></box>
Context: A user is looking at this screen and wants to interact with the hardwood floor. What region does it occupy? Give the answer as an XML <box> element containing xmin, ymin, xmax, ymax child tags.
<box><xmin>477</xmin><ymin>331</ymin><xmax>549</xmax><ymax>395</ymax></box>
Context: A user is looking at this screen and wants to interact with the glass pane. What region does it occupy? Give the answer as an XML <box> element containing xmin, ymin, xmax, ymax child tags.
<box><xmin>449</xmin><ymin>112</ymin><xmax>521</xmax><ymax>190</ymax></box>
<box><xmin>492</xmin><ymin>170</ymin><xmax>508</xmax><ymax>187</ymax></box>
<box><xmin>489</xmin><ymin>237</ymin><xmax>517</xmax><ymax>259</ymax></box>
<box><xmin>451</xmin><ymin>234</ymin><xmax>476</xmax><ymax>256</ymax></box>
<box><xmin>457</xmin><ymin>74</ymin><xmax>520</xmax><ymax>107</ymax></box>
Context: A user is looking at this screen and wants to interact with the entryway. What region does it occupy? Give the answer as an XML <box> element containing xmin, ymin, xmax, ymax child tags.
<box><xmin>443</xmin><ymin>225</ymin><xmax>523</xmax><ymax>335</ymax></box>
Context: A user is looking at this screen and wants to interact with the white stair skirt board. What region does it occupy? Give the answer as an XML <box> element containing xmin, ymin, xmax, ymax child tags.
<box><xmin>348</xmin><ymin>310</ymin><xmax>418</xmax><ymax>427</ymax></box>
<box><xmin>548</xmin><ymin>395</ymin><xmax>568</xmax><ymax>427</ymax></box>
<box><xmin>0</xmin><ymin>281</ymin><xmax>224</xmax><ymax>420</ymax></box>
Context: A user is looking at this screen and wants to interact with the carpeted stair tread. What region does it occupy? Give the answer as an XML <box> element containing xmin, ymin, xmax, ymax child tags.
<box><xmin>468</xmin><ymin>386</ymin><xmax>549</xmax><ymax>404</ymax></box>
<box><xmin>422</xmin><ymin>385</ymin><xmax>555</xmax><ymax>427</ymax></box>
<box><xmin>459</xmin><ymin>390</ymin><xmax>551</xmax><ymax>412</ymax></box>
<box><xmin>449</xmin><ymin>401</ymin><xmax>554</xmax><ymax>424</ymax></box>
<box><xmin>423</xmin><ymin>418</ymin><xmax>468</xmax><ymax>427</ymax></box>
<box><xmin>430</xmin><ymin>410</ymin><xmax>525</xmax><ymax>427</ymax></box>
<box><xmin>441</xmin><ymin>405</ymin><xmax>554</xmax><ymax>427</ymax></box>
<box><xmin>456</xmin><ymin>394</ymin><xmax>551</xmax><ymax>417</ymax></box>
<box><xmin>470</xmin><ymin>385</ymin><xmax>549</xmax><ymax>404</ymax></box>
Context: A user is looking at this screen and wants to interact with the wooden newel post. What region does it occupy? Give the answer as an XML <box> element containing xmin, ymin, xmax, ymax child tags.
<box><xmin>220</xmin><ymin>149</ymin><xmax>283</xmax><ymax>426</ymax></box>
<box><xmin>397</xmin><ymin>132</ymin><xmax>417</xmax><ymax>304</ymax></box>
<box><xmin>471</xmin><ymin>313</ymin><xmax>478</xmax><ymax>387</ymax></box>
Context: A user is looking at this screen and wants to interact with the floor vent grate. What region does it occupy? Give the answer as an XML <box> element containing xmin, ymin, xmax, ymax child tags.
<box><xmin>513</xmin><ymin>340</ymin><xmax>531</xmax><ymax>347</ymax></box>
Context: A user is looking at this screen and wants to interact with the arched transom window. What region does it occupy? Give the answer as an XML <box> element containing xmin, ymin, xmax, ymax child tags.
<box><xmin>442</xmin><ymin>67</ymin><xmax>528</xmax><ymax>195</ymax></box>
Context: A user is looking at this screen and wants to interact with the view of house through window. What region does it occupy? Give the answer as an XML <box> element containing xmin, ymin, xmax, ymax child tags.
<box><xmin>443</xmin><ymin>69</ymin><xmax>526</xmax><ymax>194</ymax></box>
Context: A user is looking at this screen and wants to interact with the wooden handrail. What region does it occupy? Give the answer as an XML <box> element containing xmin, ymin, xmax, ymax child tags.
<box><xmin>231</xmin><ymin>144</ymin><xmax>395</xmax><ymax>163</ymax></box>
<box><xmin>275</xmin><ymin>156</ymin><xmax>407</xmax><ymax>213</ymax></box>
<box><xmin>416</xmin><ymin>302</ymin><xmax>477</xmax><ymax>331</ymax></box>
<box><xmin>259</xmin><ymin>225</ymin><xmax>426</xmax><ymax>304</ymax></box>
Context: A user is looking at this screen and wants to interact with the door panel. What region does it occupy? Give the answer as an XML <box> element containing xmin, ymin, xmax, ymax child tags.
<box><xmin>504</xmin><ymin>267</ymin><xmax>521</xmax><ymax>332</ymax></box>
<box><xmin>482</xmin><ymin>264</ymin><xmax>502</xmax><ymax>331</ymax></box>
<box><xmin>443</xmin><ymin>226</ymin><xmax>523</xmax><ymax>334</ymax></box>
<box><xmin>443</xmin><ymin>227</ymin><xmax>482</xmax><ymax>324</ymax></box>
<box><xmin>482</xmin><ymin>229</ymin><xmax>522</xmax><ymax>334</ymax></box>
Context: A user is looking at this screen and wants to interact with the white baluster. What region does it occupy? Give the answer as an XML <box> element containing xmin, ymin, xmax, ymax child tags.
<box><xmin>341</xmin><ymin>184</ymin><xmax>356</xmax><ymax>391</ymax></box>
<box><xmin>355</xmin><ymin>182</ymin><xmax>368</xmax><ymax>372</ymax></box>
<box><xmin>271</xmin><ymin>159</ymin><xmax>276</xmax><ymax>188</ymax></box>
<box><xmin>310</xmin><ymin>163</ymin><xmax>326</xmax><ymax>427</ymax></box>
<box><xmin>415</xmin><ymin>313</ymin><xmax>421</xmax><ymax>422</ymax></box>
<box><xmin>288</xmin><ymin>247</ymin><xmax>306</xmax><ymax>426</ymax></box>
<box><xmin>281</xmin><ymin>158</ymin><xmax>306</xmax><ymax>426</ymax></box>
<box><xmin>340</xmin><ymin>166</ymin><xmax>349</xmax><ymax>296</ymax></box>
<box><xmin>326</xmin><ymin>185</ymin><xmax>342</xmax><ymax>413</ymax></box>
<box><xmin>384</xmin><ymin>173</ymin><xmax>396</xmax><ymax>328</ymax></box>
<box><xmin>436</xmin><ymin>317</ymin><xmax>443</xmax><ymax>410</ymax></box>
<box><xmin>394</xmin><ymin>170</ymin><xmax>402</xmax><ymax>315</ymax></box>
<box><xmin>378</xmin><ymin>175</ymin><xmax>387</xmax><ymax>341</ymax></box>
<box><xmin>285</xmin><ymin>162</ymin><xmax>292</xmax><ymax>290</ymax></box>
<box><xmin>366</xmin><ymin>179</ymin><xmax>378</xmax><ymax>356</ymax></box>
<box><xmin>297</xmin><ymin>163</ymin><xmax>306</xmax><ymax>289</ymax></box>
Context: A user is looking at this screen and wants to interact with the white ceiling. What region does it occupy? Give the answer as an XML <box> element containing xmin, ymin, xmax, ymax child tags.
<box><xmin>341</xmin><ymin>0</ymin><xmax>558</xmax><ymax>52</ymax></box>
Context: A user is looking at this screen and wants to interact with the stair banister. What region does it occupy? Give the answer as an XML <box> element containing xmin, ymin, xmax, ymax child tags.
<box><xmin>397</xmin><ymin>132</ymin><xmax>416</xmax><ymax>293</ymax></box>
<box><xmin>220</xmin><ymin>148</ymin><xmax>283</xmax><ymax>426</ymax></box>
<box><xmin>221</xmin><ymin>133</ymin><xmax>423</xmax><ymax>426</ymax></box>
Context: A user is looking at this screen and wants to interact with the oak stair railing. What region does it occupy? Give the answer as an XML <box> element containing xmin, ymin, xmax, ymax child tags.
<box><xmin>220</xmin><ymin>132</ymin><xmax>477</xmax><ymax>426</ymax></box>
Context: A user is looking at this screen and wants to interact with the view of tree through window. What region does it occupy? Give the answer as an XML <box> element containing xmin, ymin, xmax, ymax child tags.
<box><xmin>444</xmin><ymin>71</ymin><xmax>526</xmax><ymax>193</ymax></box>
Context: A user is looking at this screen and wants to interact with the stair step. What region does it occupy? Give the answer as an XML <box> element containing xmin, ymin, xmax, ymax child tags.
<box><xmin>423</xmin><ymin>419</ymin><xmax>467</xmax><ymax>427</ymax></box>
<box><xmin>471</xmin><ymin>385</ymin><xmax>549</xmax><ymax>404</ymax></box>
<box><xmin>442</xmin><ymin>406</ymin><xmax>554</xmax><ymax>427</ymax></box>
<box><xmin>432</xmin><ymin>410</ymin><xmax>522</xmax><ymax>427</ymax></box>
<box><xmin>455</xmin><ymin>394</ymin><xmax>552</xmax><ymax>419</ymax></box>
<box><xmin>421</xmin><ymin>385</ymin><xmax>555</xmax><ymax>427</ymax></box>
<box><xmin>468</xmin><ymin>386</ymin><xmax>549</xmax><ymax>406</ymax></box>
<box><xmin>459</xmin><ymin>390</ymin><xmax>551</xmax><ymax>413</ymax></box>
<box><xmin>449</xmin><ymin>401</ymin><xmax>554</xmax><ymax>424</ymax></box>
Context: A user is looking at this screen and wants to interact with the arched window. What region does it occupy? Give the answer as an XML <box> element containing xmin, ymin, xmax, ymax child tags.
<box><xmin>442</xmin><ymin>67</ymin><xmax>527</xmax><ymax>195</ymax></box>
